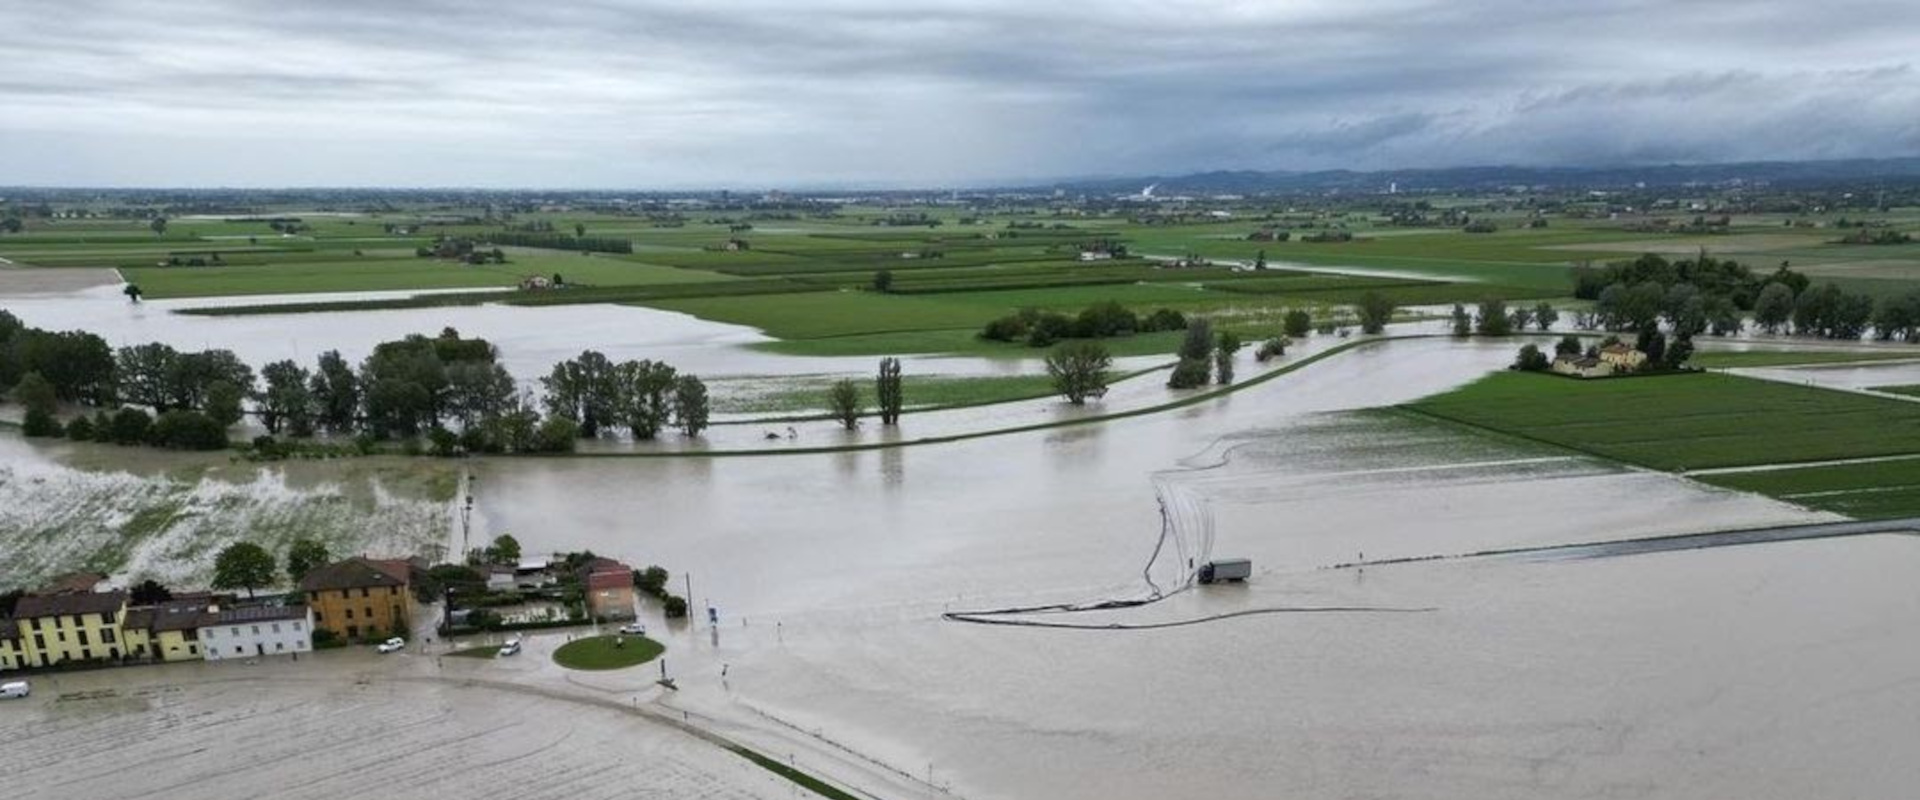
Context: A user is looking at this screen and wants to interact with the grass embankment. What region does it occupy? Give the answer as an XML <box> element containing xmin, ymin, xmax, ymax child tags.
<box><xmin>551</xmin><ymin>634</ymin><xmax>664</xmax><ymax>670</ymax></box>
<box><xmin>1405</xmin><ymin>371</ymin><xmax>1920</xmax><ymax>471</ymax></box>
<box><xmin>1869</xmin><ymin>384</ymin><xmax>1920</xmax><ymax>397</ymax></box>
<box><xmin>728</xmin><ymin>747</ymin><xmax>862</xmax><ymax>800</ymax></box>
<box><xmin>1689</xmin><ymin>350</ymin><xmax>1920</xmax><ymax>368</ymax></box>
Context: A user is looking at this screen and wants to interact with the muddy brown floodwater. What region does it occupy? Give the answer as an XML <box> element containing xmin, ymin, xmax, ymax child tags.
<box><xmin>5</xmin><ymin>334</ymin><xmax>1916</xmax><ymax>800</ymax></box>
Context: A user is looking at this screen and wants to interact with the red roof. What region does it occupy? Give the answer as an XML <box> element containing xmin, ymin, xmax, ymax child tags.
<box><xmin>586</xmin><ymin>571</ymin><xmax>631</xmax><ymax>592</ymax></box>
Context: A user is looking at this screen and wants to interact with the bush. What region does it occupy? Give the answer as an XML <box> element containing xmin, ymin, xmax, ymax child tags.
<box><xmin>64</xmin><ymin>414</ymin><xmax>94</xmax><ymax>441</ymax></box>
<box><xmin>1254</xmin><ymin>337</ymin><xmax>1289</xmax><ymax>362</ymax></box>
<box><xmin>633</xmin><ymin>565</ymin><xmax>670</xmax><ymax>597</ymax></box>
<box><xmin>1513</xmin><ymin>344</ymin><xmax>1550</xmax><ymax>372</ymax></box>
<box><xmin>1282</xmin><ymin>309</ymin><xmax>1312</xmax><ymax>338</ymax></box>
<box><xmin>1166</xmin><ymin>358</ymin><xmax>1211</xmax><ymax>389</ymax></box>
<box><xmin>1141</xmin><ymin>308</ymin><xmax>1188</xmax><ymax>332</ymax></box>
<box><xmin>1024</xmin><ymin>312</ymin><xmax>1074</xmax><ymax>347</ymax></box>
<box><xmin>663</xmin><ymin>594</ymin><xmax>689</xmax><ymax>619</ymax></box>
<box><xmin>109</xmin><ymin>407</ymin><xmax>154</xmax><ymax>445</ymax></box>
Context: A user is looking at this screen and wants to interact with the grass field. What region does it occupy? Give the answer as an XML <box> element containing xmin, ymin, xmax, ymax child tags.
<box><xmin>1405</xmin><ymin>371</ymin><xmax>1920</xmax><ymax>471</ymax></box>
<box><xmin>1697</xmin><ymin>458</ymin><xmax>1920</xmax><ymax>519</ymax></box>
<box><xmin>551</xmin><ymin>634</ymin><xmax>664</xmax><ymax>670</ymax></box>
<box><xmin>1870</xmin><ymin>384</ymin><xmax>1920</xmax><ymax>397</ymax></box>
<box><xmin>1688</xmin><ymin>350</ymin><xmax>1920</xmax><ymax>368</ymax></box>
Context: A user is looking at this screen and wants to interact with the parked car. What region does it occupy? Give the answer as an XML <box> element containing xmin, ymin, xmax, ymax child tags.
<box><xmin>497</xmin><ymin>638</ymin><xmax>522</xmax><ymax>657</ymax></box>
<box><xmin>617</xmin><ymin>622</ymin><xmax>647</xmax><ymax>636</ymax></box>
<box><xmin>375</xmin><ymin>637</ymin><xmax>406</xmax><ymax>654</ymax></box>
<box><xmin>1</xmin><ymin>680</ymin><xmax>29</xmax><ymax>699</ymax></box>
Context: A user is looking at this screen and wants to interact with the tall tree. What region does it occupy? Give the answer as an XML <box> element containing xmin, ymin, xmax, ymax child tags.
<box><xmin>149</xmin><ymin>217</ymin><xmax>168</xmax><ymax>237</ymax></box>
<box><xmin>486</xmin><ymin>534</ymin><xmax>522</xmax><ymax>564</ymax></box>
<box><xmin>258</xmin><ymin>360</ymin><xmax>314</xmax><ymax>436</ymax></box>
<box><xmin>203</xmin><ymin>380</ymin><xmax>245</xmax><ymax>428</ymax></box>
<box><xmin>875</xmin><ymin>357</ymin><xmax>903</xmax><ymax>425</ymax></box>
<box><xmin>1047</xmin><ymin>341</ymin><xmax>1113</xmax><ymax>405</ymax></box>
<box><xmin>1532</xmin><ymin>302</ymin><xmax>1559</xmax><ymax>331</ymax></box>
<box><xmin>1449</xmin><ymin>304</ymin><xmax>1471</xmax><ymax>337</ymax></box>
<box><xmin>1215</xmin><ymin>331</ymin><xmax>1242</xmax><ymax>385</ymax></box>
<box><xmin>285</xmin><ymin>538</ymin><xmax>330</xmax><ymax>584</ymax></box>
<box><xmin>310</xmin><ymin>350</ymin><xmax>361</xmax><ymax>433</ymax></box>
<box><xmin>827</xmin><ymin>379</ymin><xmax>862</xmax><ymax>430</ymax></box>
<box><xmin>445</xmin><ymin>360</ymin><xmax>515</xmax><ymax>429</ymax></box>
<box><xmin>14</xmin><ymin>371</ymin><xmax>61</xmax><ymax>437</ymax></box>
<box><xmin>1475</xmin><ymin>298</ymin><xmax>1513</xmax><ymax>336</ymax></box>
<box><xmin>542</xmin><ymin>350</ymin><xmax>618</xmax><ymax>437</ymax></box>
<box><xmin>615</xmin><ymin>359</ymin><xmax>678</xmax><ymax>440</ymax></box>
<box><xmin>672</xmin><ymin>375</ymin><xmax>710</xmax><ymax>437</ymax></box>
<box><xmin>212</xmin><ymin>542</ymin><xmax>276</xmax><ymax>598</ymax></box>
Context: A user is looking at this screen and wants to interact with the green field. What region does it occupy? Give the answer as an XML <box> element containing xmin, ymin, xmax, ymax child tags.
<box><xmin>1697</xmin><ymin>459</ymin><xmax>1920</xmax><ymax>519</ymax></box>
<box><xmin>1688</xmin><ymin>350</ymin><xmax>1920</xmax><ymax>368</ymax></box>
<box><xmin>714</xmin><ymin>371</ymin><xmax>1124</xmax><ymax>415</ymax></box>
<box><xmin>1869</xmin><ymin>384</ymin><xmax>1920</xmax><ymax>398</ymax></box>
<box><xmin>1405</xmin><ymin>371</ymin><xmax>1920</xmax><ymax>471</ymax></box>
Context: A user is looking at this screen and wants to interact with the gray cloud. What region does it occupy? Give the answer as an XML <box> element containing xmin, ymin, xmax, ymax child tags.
<box><xmin>1</xmin><ymin>0</ymin><xmax>1916</xmax><ymax>187</ymax></box>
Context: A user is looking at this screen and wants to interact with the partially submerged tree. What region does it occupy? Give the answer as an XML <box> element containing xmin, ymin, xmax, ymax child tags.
<box><xmin>1047</xmin><ymin>341</ymin><xmax>1112</xmax><ymax>405</ymax></box>
<box><xmin>876</xmin><ymin>357</ymin><xmax>903</xmax><ymax>425</ymax></box>
<box><xmin>285</xmin><ymin>538</ymin><xmax>331</xmax><ymax>584</ymax></box>
<box><xmin>828</xmin><ymin>379</ymin><xmax>862</xmax><ymax>430</ymax></box>
<box><xmin>1356</xmin><ymin>292</ymin><xmax>1395</xmax><ymax>334</ymax></box>
<box><xmin>673</xmin><ymin>375</ymin><xmax>709</xmax><ymax>437</ymax></box>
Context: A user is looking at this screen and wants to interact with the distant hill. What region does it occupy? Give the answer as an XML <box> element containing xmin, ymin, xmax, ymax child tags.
<box><xmin>1032</xmin><ymin>158</ymin><xmax>1920</xmax><ymax>195</ymax></box>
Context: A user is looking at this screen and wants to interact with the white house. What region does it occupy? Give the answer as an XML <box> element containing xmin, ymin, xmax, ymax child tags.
<box><xmin>198</xmin><ymin>605</ymin><xmax>314</xmax><ymax>661</ymax></box>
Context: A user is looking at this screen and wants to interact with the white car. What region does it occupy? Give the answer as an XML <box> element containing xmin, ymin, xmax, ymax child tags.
<box><xmin>497</xmin><ymin>639</ymin><xmax>522</xmax><ymax>657</ymax></box>
<box><xmin>1</xmin><ymin>680</ymin><xmax>28</xmax><ymax>699</ymax></box>
<box><xmin>617</xmin><ymin>623</ymin><xmax>647</xmax><ymax>636</ymax></box>
<box><xmin>375</xmin><ymin>637</ymin><xmax>406</xmax><ymax>654</ymax></box>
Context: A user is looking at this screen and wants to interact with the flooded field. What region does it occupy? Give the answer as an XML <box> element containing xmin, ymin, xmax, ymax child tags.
<box><xmin>3</xmin><ymin>333</ymin><xmax>1910</xmax><ymax>800</ymax></box>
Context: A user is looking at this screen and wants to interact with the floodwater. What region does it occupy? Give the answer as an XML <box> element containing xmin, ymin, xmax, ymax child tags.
<box><xmin>0</xmin><ymin>283</ymin><xmax>1109</xmax><ymax>382</ymax></box>
<box><xmin>4</xmin><ymin>329</ymin><xmax>1912</xmax><ymax>800</ymax></box>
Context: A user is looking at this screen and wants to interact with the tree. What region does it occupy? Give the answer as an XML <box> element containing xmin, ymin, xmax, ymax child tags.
<box><xmin>212</xmin><ymin>542</ymin><xmax>275</xmax><ymax>598</ymax></box>
<box><xmin>64</xmin><ymin>414</ymin><xmax>95</xmax><ymax>441</ymax></box>
<box><xmin>130</xmin><ymin>578</ymin><xmax>173</xmax><ymax>605</ymax></box>
<box><xmin>1169</xmin><ymin>318</ymin><xmax>1214</xmax><ymax>388</ymax></box>
<box><xmin>1047</xmin><ymin>341</ymin><xmax>1112</xmax><ymax>404</ymax></box>
<box><xmin>1215</xmin><ymin>331</ymin><xmax>1242</xmax><ymax>385</ymax></box>
<box><xmin>1533</xmin><ymin>302</ymin><xmax>1559</xmax><ymax>331</ymax></box>
<box><xmin>1474</xmin><ymin>298</ymin><xmax>1512</xmax><ymax>336</ymax></box>
<box><xmin>827</xmin><ymin>379</ymin><xmax>862</xmax><ymax>430</ymax></box>
<box><xmin>574</xmin><ymin>222</ymin><xmax>586</xmax><ymax>238</ymax></box>
<box><xmin>876</xmin><ymin>357</ymin><xmax>903</xmax><ymax>425</ymax></box>
<box><xmin>534</xmin><ymin>416</ymin><xmax>580</xmax><ymax>452</ymax></box>
<box><xmin>204</xmin><ymin>380</ymin><xmax>245</xmax><ymax>428</ymax></box>
<box><xmin>258</xmin><ymin>360</ymin><xmax>315</xmax><ymax>436</ymax></box>
<box><xmin>615</xmin><ymin>359</ymin><xmax>678</xmax><ymax>439</ymax></box>
<box><xmin>673</xmin><ymin>375</ymin><xmax>710</xmax><ymax>437</ymax></box>
<box><xmin>14</xmin><ymin>371</ymin><xmax>60</xmax><ymax>437</ymax></box>
<box><xmin>310</xmin><ymin>350</ymin><xmax>361</xmax><ymax>433</ymax></box>
<box><xmin>543</xmin><ymin>350</ymin><xmax>619</xmax><ymax>437</ymax></box>
<box><xmin>445</xmin><ymin>360</ymin><xmax>515</xmax><ymax>430</ymax></box>
<box><xmin>285</xmin><ymin>538</ymin><xmax>330</xmax><ymax>584</ymax></box>
<box><xmin>117</xmin><ymin>342</ymin><xmax>181</xmax><ymax>411</ymax></box>
<box><xmin>150</xmin><ymin>410</ymin><xmax>229</xmax><ymax>450</ymax></box>
<box><xmin>109</xmin><ymin>407</ymin><xmax>154</xmax><ymax>445</ymax></box>
<box><xmin>123</xmin><ymin>283</ymin><xmax>143</xmax><ymax>303</ymax></box>
<box><xmin>634</xmin><ymin>565</ymin><xmax>670</xmax><ymax>597</ymax></box>
<box><xmin>149</xmin><ymin>217</ymin><xmax>168</xmax><ymax>237</ymax></box>
<box><xmin>1665</xmin><ymin>335</ymin><xmax>1695</xmax><ymax>369</ymax></box>
<box><xmin>1554</xmin><ymin>335</ymin><xmax>1583</xmax><ymax>356</ymax></box>
<box><xmin>1507</xmin><ymin>305</ymin><xmax>1534</xmax><ymax>332</ymax></box>
<box><xmin>1356</xmin><ymin>292</ymin><xmax>1395</xmax><ymax>334</ymax></box>
<box><xmin>427</xmin><ymin>426</ymin><xmax>459</xmax><ymax>456</ymax></box>
<box><xmin>1283</xmin><ymin>309</ymin><xmax>1312</xmax><ymax>338</ymax></box>
<box><xmin>1513</xmin><ymin>344</ymin><xmax>1550</xmax><ymax>371</ymax></box>
<box><xmin>1449</xmin><ymin>304</ymin><xmax>1471</xmax><ymax>337</ymax></box>
<box><xmin>1754</xmin><ymin>282</ymin><xmax>1795</xmax><ymax>334</ymax></box>
<box><xmin>872</xmin><ymin>269</ymin><xmax>894</xmax><ymax>292</ymax></box>
<box><xmin>486</xmin><ymin>534</ymin><xmax>522</xmax><ymax>565</ymax></box>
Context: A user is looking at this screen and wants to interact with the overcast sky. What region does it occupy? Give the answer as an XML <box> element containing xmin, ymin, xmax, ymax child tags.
<box><xmin>4</xmin><ymin>0</ymin><xmax>1918</xmax><ymax>188</ymax></box>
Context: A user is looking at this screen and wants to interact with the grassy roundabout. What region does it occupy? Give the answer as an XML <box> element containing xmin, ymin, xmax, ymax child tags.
<box><xmin>552</xmin><ymin>634</ymin><xmax>665</xmax><ymax>670</ymax></box>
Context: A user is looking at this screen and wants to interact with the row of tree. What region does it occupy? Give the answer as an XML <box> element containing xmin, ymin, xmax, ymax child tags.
<box><xmin>980</xmin><ymin>303</ymin><xmax>1190</xmax><ymax>347</ymax></box>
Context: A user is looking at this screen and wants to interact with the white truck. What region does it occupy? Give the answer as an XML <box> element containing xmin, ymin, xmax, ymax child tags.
<box><xmin>1198</xmin><ymin>558</ymin><xmax>1252</xmax><ymax>584</ymax></box>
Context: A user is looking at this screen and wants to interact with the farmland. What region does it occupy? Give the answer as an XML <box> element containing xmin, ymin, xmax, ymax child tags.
<box><xmin>1697</xmin><ymin>458</ymin><xmax>1920</xmax><ymax>519</ymax></box>
<box><xmin>1404</xmin><ymin>371</ymin><xmax>1920</xmax><ymax>471</ymax></box>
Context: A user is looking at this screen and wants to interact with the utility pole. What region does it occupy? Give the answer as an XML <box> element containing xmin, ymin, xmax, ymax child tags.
<box><xmin>684</xmin><ymin>572</ymin><xmax>694</xmax><ymax>630</ymax></box>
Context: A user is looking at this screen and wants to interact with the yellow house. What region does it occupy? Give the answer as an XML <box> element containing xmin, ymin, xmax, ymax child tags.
<box><xmin>1599</xmin><ymin>343</ymin><xmax>1648</xmax><ymax>372</ymax></box>
<box><xmin>1</xmin><ymin>621</ymin><xmax>25</xmax><ymax>672</ymax></box>
<box><xmin>122</xmin><ymin>598</ymin><xmax>213</xmax><ymax>662</ymax></box>
<box><xmin>6</xmin><ymin>590</ymin><xmax>131</xmax><ymax>668</ymax></box>
<box><xmin>300</xmin><ymin>557</ymin><xmax>414</xmax><ymax>642</ymax></box>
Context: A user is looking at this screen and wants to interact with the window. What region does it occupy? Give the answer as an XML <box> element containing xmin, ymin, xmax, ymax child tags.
<box><xmin>365</xmin><ymin>607</ymin><xmax>376</xmax><ymax>620</ymax></box>
<box><xmin>313</xmin><ymin>611</ymin><xmax>324</xmax><ymax>623</ymax></box>
<box><xmin>81</xmin><ymin>647</ymin><xmax>92</xmax><ymax>660</ymax></box>
<box><xmin>295</xmin><ymin>641</ymin><xmax>306</xmax><ymax>650</ymax></box>
<box><xmin>230</xmin><ymin>627</ymin><xmax>239</xmax><ymax>636</ymax></box>
<box><xmin>234</xmin><ymin>646</ymin><xmax>243</xmax><ymax>655</ymax></box>
<box><xmin>361</xmin><ymin>588</ymin><xmax>370</xmax><ymax>598</ymax></box>
<box><xmin>204</xmin><ymin>629</ymin><xmax>215</xmax><ymax>639</ymax></box>
<box><xmin>275</xmin><ymin>642</ymin><xmax>283</xmax><ymax>651</ymax></box>
<box><xmin>346</xmin><ymin>625</ymin><xmax>359</xmax><ymax>639</ymax></box>
<box><xmin>250</xmin><ymin>626</ymin><xmax>260</xmax><ymax>635</ymax></box>
<box><xmin>104</xmin><ymin>610</ymin><xmax>116</xmax><ymax>624</ymax></box>
<box><xmin>292</xmin><ymin>622</ymin><xmax>303</xmax><ymax>632</ymax></box>
<box><xmin>272</xmin><ymin>624</ymin><xmax>281</xmax><ymax>634</ymax></box>
<box><xmin>77</xmin><ymin>629</ymin><xmax>89</xmax><ymax>647</ymax></box>
<box><xmin>102</xmin><ymin>628</ymin><xmax>116</xmax><ymax>644</ymax></box>
<box><xmin>344</xmin><ymin>608</ymin><xmax>354</xmax><ymax>620</ymax></box>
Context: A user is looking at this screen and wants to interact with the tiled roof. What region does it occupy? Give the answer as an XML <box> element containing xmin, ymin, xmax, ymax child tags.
<box><xmin>299</xmin><ymin>557</ymin><xmax>410</xmax><ymax>593</ymax></box>
<box><xmin>202</xmin><ymin>604</ymin><xmax>309</xmax><ymax>627</ymax></box>
<box><xmin>13</xmin><ymin>590</ymin><xmax>128</xmax><ymax>619</ymax></box>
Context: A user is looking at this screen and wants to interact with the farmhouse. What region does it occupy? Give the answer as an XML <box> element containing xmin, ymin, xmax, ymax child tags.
<box><xmin>519</xmin><ymin>275</ymin><xmax>552</xmax><ymax>291</ymax></box>
<box><xmin>1551</xmin><ymin>354</ymin><xmax>1614</xmax><ymax>378</ymax></box>
<box><xmin>1600</xmin><ymin>343</ymin><xmax>1648</xmax><ymax>372</ymax></box>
